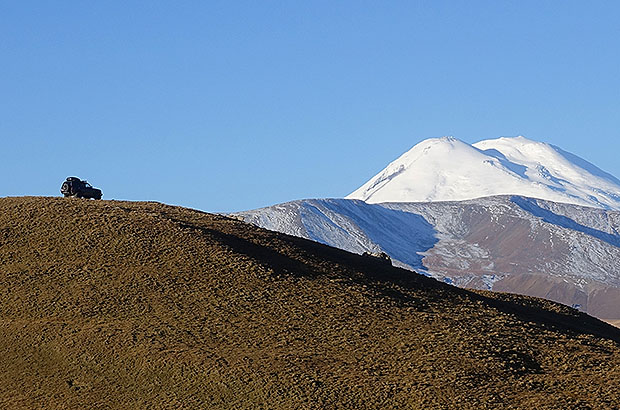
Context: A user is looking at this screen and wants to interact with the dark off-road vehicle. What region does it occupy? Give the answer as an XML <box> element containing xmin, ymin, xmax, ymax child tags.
<box><xmin>61</xmin><ymin>177</ymin><xmax>102</xmax><ymax>199</ymax></box>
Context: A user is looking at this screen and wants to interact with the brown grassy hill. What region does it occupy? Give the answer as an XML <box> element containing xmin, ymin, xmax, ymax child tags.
<box><xmin>0</xmin><ymin>197</ymin><xmax>619</xmax><ymax>409</ymax></box>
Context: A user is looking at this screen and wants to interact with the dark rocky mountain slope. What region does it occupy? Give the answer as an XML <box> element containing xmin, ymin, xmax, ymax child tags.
<box><xmin>0</xmin><ymin>197</ymin><xmax>619</xmax><ymax>409</ymax></box>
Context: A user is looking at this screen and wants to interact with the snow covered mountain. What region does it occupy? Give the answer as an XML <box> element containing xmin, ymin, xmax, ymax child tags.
<box><xmin>347</xmin><ymin>136</ymin><xmax>620</xmax><ymax>210</ymax></box>
<box><xmin>232</xmin><ymin>136</ymin><xmax>620</xmax><ymax>322</ymax></box>
<box><xmin>235</xmin><ymin>196</ymin><xmax>620</xmax><ymax>321</ymax></box>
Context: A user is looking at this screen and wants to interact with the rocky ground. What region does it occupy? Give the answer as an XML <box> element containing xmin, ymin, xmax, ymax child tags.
<box><xmin>0</xmin><ymin>197</ymin><xmax>618</xmax><ymax>409</ymax></box>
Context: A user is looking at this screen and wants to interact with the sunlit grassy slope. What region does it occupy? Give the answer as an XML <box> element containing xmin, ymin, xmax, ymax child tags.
<box><xmin>0</xmin><ymin>197</ymin><xmax>618</xmax><ymax>409</ymax></box>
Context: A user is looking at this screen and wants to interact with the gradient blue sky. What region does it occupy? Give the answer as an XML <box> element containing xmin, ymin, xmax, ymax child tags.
<box><xmin>2</xmin><ymin>1</ymin><xmax>619</xmax><ymax>212</ymax></box>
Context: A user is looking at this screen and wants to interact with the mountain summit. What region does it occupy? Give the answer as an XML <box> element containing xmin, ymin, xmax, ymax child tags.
<box><xmin>347</xmin><ymin>136</ymin><xmax>620</xmax><ymax>209</ymax></box>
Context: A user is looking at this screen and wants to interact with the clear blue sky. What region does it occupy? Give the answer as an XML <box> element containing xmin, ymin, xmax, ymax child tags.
<box><xmin>2</xmin><ymin>1</ymin><xmax>619</xmax><ymax>212</ymax></box>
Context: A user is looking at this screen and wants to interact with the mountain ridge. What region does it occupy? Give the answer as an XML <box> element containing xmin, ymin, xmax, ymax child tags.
<box><xmin>235</xmin><ymin>195</ymin><xmax>620</xmax><ymax>321</ymax></box>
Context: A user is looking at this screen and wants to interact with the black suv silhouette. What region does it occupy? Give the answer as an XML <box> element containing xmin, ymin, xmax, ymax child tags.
<box><xmin>61</xmin><ymin>177</ymin><xmax>102</xmax><ymax>199</ymax></box>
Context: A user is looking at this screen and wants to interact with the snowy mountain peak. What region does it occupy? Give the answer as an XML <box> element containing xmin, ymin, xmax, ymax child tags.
<box><xmin>347</xmin><ymin>136</ymin><xmax>620</xmax><ymax>210</ymax></box>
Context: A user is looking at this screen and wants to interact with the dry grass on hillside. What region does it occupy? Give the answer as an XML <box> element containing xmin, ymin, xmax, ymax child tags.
<box><xmin>0</xmin><ymin>197</ymin><xmax>618</xmax><ymax>409</ymax></box>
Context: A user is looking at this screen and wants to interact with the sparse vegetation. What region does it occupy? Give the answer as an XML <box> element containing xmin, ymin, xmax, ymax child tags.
<box><xmin>0</xmin><ymin>197</ymin><xmax>618</xmax><ymax>409</ymax></box>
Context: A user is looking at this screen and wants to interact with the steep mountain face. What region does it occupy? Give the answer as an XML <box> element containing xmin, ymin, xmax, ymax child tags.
<box><xmin>235</xmin><ymin>196</ymin><xmax>620</xmax><ymax>321</ymax></box>
<box><xmin>1</xmin><ymin>197</ymin><xmax>620</xmax><ymax>409</ymax></box>
<box><xmin>347</xmin><ymin>136</ymin><xmax>620</xmax><ymax>210</ymax></box>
